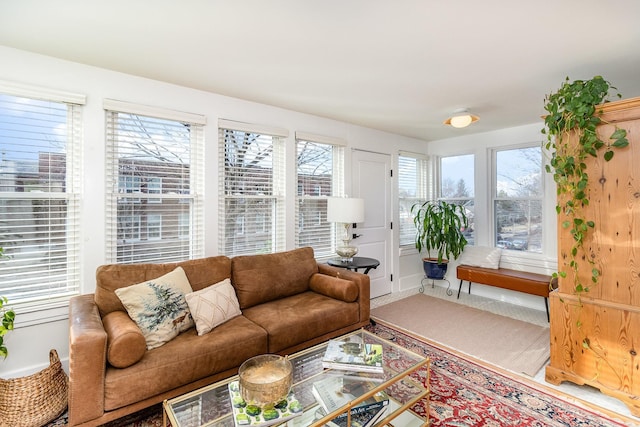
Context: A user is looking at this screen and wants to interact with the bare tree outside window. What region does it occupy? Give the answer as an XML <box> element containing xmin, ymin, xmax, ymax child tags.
<box><xmin>106</xmin><ymin>111</ymin><xmax>203</xmax><ymax>264</ymax></box>
<box><xmin>296</xmin><ymin>140</ymin><xmax>342</xmax><ymax>258</ymax></box>
<box><xmin>494</xmin><ymin>146</ymin><xmax>543</xmax><ymax>252</ymax></box>
<box><xmin>440</xmin><ymin>154</ymin><xmax>475</xmax><ymax>246</ymax></box>
<box><xmin>221</xmin><ymin>129</ymin><xmax>284</xmax><ymax>256</ymax></box>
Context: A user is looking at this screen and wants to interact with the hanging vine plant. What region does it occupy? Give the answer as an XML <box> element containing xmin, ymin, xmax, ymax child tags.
<box><xmin>542</xmin><ymin>76</ymin><xmax>628</xmax><ymax>296</ymax></box>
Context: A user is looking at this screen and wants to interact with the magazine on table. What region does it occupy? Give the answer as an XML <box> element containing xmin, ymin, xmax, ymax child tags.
<box><xmin>322</xmin><ymin>335</ymin><xmax>384</xmax><ymax>373</ymax></box>
<box><xmin>311</xmin><ymin>375</ymin><xmax>389</xmax><ymax>427</ymax></box>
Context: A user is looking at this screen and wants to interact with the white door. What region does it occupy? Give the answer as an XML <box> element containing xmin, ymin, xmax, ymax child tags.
<box><xmin>351</xmin><ymin>150</ymin><xmax>392</xmax><ymax>298</ymax></box>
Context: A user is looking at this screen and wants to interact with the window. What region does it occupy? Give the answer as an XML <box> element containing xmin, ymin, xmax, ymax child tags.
<box><xmin>148</xmin><ymin>177</ymin><xmax>162</xmax><ymax>203</ymax></box>
<box><xmin>398</xmin><ymin>153</ymin><xmax>430</xmax><ymax>248</ymax></box>
<box><xmin>493</xmin><ymin>146</ymin><xmax>543</xmax><ymax>253</ymax></box>
<box><xmin>105</xmin><ymin>100</ymin><xmax>205</xmax><ymax>264</ymax></box>
<box><xmin>440</xmin><ymin>154</ymin><xmax>475</xmax><ymax>245</ymax></box>
<box><xmin>295</xmin><ymin>133</ymin><xmax>345</xmax><ymax>258</ymax></box>
<box><xmin>219</xmin><ymin>120</ymin><xmax>287</xmax><ymax>257</ymax></box>
<box><xmin>147</xmin><ymin>214</ymin><xmax>162</xmax><ymax>240</ymax></box>
<box><xmin>0</xmin><ymin>83</ymin><xmax>85</xmax><ymax>306</ymax></box>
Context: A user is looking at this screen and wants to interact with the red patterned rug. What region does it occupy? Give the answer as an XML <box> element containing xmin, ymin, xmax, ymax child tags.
<box><xmin>48</xmin><ymin>322</ymin><xmax>635</xmax><ymax>426</ymax></box>
<box><xmin>367</xmin><ymin>321</ymin><xmax>633</xmax><ymax>427</ymax></box>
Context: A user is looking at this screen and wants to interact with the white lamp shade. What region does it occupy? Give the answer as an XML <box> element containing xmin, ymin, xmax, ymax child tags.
<box><xmin>327</xmin><ymin>197</ymin><xmax>365</xmax><ymax>223</ymax></box>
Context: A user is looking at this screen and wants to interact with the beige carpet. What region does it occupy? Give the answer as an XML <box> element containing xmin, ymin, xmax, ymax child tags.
<box><xmin>371</xmin><ymin>293</ymin><xmax>550</xmax><ymax>377</ymax></box>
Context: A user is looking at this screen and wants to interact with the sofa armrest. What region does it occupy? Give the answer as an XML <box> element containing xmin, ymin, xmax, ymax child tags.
<box><xmin>317</xmin><ymin>264</ymin><xmax>370</xmax><ymax>323</ymax></box>
<box><xmin>69</xmin><ymin>294</ymin><xmax>108</xmax><ymax>426</ymax></box>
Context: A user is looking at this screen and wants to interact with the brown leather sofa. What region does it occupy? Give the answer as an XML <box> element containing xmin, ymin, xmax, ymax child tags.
<box><xmin>68</xmin><ymin>247</ymin><xmax>370</xmax><ymax>426</ymax></box>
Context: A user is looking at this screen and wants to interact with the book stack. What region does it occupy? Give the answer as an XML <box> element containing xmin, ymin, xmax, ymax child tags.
<box><xmin>321</xmin><ymin>336</ymin><xmax>384</xmax><ymax>374</ymax></box>
<box><xmin>311</xmin><ymin>375</ymin><xmax>389</xmax><ymax>427</ymax></box>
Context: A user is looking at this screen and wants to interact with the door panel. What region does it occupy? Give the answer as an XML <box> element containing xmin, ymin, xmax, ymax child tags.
<box><xmin>351</xmin><ymin>150</ymin><xmax>392</xmax><ymax>298</ymax></box>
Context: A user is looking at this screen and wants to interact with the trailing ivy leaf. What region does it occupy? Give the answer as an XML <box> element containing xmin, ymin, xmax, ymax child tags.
<box><xmin>610</xmin><ymin>128</ymin><xmax>626</xmax><ymax>139</ymax></box>
<box><xmin>603</xmin><ymin>150</ymin><xmax>614</xmax><ymax>161</ymax></box>
<box><xmin>612</xmin><ymin>137</ymin><xmax>629</xmax><ymax>148</ymax></box>
<box><xmin>586</xmin><ymin>221</ymin><xmax>595</xmax><ymax>228</ymax></box>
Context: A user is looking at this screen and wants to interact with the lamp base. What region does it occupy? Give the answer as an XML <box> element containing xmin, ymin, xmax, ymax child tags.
<box><xmin>336</xmin><ymin>246</ymin><xmax>358</xmax><ymax>262</ymax></box>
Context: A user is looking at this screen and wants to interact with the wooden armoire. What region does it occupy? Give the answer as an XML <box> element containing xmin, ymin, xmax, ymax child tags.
<box><xmin>545</xmin><ymin>97</ymin><xmax>640</xmax><ymax>416</ymax></box>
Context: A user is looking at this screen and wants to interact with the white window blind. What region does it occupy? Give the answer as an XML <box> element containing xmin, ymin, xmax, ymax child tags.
<box><xmin>0</xmin><ymin>89</ymin><xmax>83</xmax><ymax>306</ymax></box>
<box><xmin>295</xmin><ymin>136</ymin><xmax>345</xmax><ymax>258</ymax></box>
<box><xmin>105</xmin><ymin>103</ymin><xmax>204</xmax><ymax>264</ymax></box>
<box><xmin>219</xmin><ymin>123</ymin><xmax>286</xmax><ymax>256</ymax></box>
<box><xmin>398</xmin><ymin>153</ymin><xmax>430</xmax><ymax>247</ymax></box>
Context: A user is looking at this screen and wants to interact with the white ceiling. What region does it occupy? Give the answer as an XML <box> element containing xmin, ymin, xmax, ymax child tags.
<box><xmin>1</xmin><ymin>0</ymin><xmax>640</xmax><ymax>142</ymax></box>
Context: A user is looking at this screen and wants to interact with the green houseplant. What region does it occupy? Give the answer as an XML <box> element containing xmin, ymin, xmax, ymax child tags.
<box><xmin>543</xmin><ymin>76</ymin><xmax>628</xmax><ymax>296</ymax></box>
<box><xmin>411</xmin><ymin>200</ymin><xmax>469</xmax><ymax>279</ymax></box>
<box><xmin>0</xmin><ymin>247</ymin><xmax>15</xmax><ymax>359</ymax></box>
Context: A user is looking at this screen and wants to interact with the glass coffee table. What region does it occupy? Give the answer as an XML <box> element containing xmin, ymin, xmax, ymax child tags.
<box><xmin>163</xmin><ymin>329</ymin><xmax>430</xmax><ymax>427</ymax></box>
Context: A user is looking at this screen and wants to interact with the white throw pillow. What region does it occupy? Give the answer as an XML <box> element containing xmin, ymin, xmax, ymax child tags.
<box><xmin>458</xmin><ymin>246</ymin><xmax>502</xmax><ymax>269</ymax></box>
<box><xmin>185</xmin><ymin>278</ymin><xmax>242</xmax><ymax>336</ymax></box>
<box><xmin>115</xmin><ymin>266</ymin><xmax>195</xmax><ymax>350</ymax></box>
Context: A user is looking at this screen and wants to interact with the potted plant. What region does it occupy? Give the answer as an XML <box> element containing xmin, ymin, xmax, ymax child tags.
<box><xmin>411</xmin><ymin>200</ymin><xmax>469</xmax><ymax>279</ymax></box>
<box><xmin>0</xmin><ymin>247</ymin><xmax>15</xmax><ymax>359</ymax></box>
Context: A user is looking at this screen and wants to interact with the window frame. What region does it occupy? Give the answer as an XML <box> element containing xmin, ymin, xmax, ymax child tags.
<box><xmin>0</xmin><ymin>81</ymin><xmax>85</xmax><ymax>318</ymax></box>
<box><xmin>295</xmin><ymin>132</ymin><xmax>346</xmax><ymax>259</ymax></box>
<box><xmin>397</xmin><ymin>152</ymin><xmax>431</xmax><ymax>249</ymax></box>
<box><xmin>491</xmin><ymin>143</ymin><xmax>544</xmax><ymax>253</ymax></box>
<box><xmin>438</xmin><ymin>153</ymin><xmax>475</xmax><ymax>247</ymax></box>
<box><xmin>218</xmin><ymin>119</ymin><xmax>288</xmax><ymax>257</ymax></box>
<box><xmin>104</xmin><ymin>99</ymin><xmax>205</xmax><ymax>265</ymax></box>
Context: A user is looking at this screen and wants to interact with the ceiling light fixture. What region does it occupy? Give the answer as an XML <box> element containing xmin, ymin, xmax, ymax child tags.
<box><xmin>444</xmin><ymin>108</ymin><xmax>479</xmax><ymax>128</ymax></box>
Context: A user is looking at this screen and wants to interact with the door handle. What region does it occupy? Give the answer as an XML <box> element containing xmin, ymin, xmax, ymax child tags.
<box><xmin>352</xmin><ymin>234</ymin><xmax>363</xmax><ymax>239</ymax></box>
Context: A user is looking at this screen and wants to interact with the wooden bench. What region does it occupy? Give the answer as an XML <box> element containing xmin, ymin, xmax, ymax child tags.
<box><xmin>456</xmin><ymin>264</ymin><xmax>555</xmax><ymax>321</ymax></box>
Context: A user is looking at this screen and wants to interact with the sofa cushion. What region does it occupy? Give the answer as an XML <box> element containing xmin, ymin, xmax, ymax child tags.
<box><xmin>95</xmin><ymin>256</ymin><xmax>232</xmax><ymax>317</ymax></box>
<box><xmin>231</xmin><ymin>247</ymin><xmax>319</xmax><ymax>309</ymax></box>
<box><xmin>185</xmin><ymin>278</ymin><xmax>242</xmax><ymax>336</ymax></box>
<box><xmin>103</xmin><ymin>315</ymin><xmax>268</xmax><ymax>411</ymax></box>
<box><xmin>115</xmin><ymin>267</ymin><xmax>194</xmax><ymax>350</ymax></box>
<box><xmin>309</xmin><ymin>273</ymin><xmax>358</xmax><ymax>302</ymax></box>
<box><xmin>242</xmin><ymin>291</ymin><xmax>360</xmax><ymax>353</ymax></box>
<box><xmin>102</xmin><ymin>311</ymin><xmax>146</xmax><ymax>368</ymax></box>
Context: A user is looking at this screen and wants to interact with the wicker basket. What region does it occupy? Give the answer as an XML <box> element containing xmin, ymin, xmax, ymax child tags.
<box><xmin>0</xmin><ymin>349</ymin><xmax>69</xmax><ymax>427</ymax></box>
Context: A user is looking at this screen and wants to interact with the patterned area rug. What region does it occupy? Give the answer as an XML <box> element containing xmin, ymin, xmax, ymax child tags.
<box><xmin>368</xmin><ymin>321</ymin><xmax>633</xmax><ymax>427</ymax></box>
<box><xmin>48</xmin><ymin>322</ymin><xmax>634</xmax><ymax>427</ymax></box>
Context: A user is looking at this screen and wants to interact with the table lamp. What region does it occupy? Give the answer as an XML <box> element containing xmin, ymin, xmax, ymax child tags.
<box><xmin>327</xmin><ymin>197</ymin><xmax>365</xmax><ymax>262</ymax></box>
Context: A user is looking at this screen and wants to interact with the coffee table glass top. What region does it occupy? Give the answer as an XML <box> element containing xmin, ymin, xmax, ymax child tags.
<box><xmin>164</xmin><ymin>329</ymin><xmax>429</xmax><ymax>427</ymax></box>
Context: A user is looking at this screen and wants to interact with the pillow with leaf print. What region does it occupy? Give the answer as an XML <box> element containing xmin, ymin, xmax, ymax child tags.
<box><xmin>115</xmin><ymin>266</ymin><xmax>194</xmax><ymax>350</ymax></box>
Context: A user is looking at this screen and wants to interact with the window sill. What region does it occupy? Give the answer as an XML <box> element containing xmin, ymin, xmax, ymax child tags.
<box><xmin>10</xmin><ymin>296</ymin><xmax>72</xmax><ymax>328</ymax></box>
<box><xmin>399</xmin><ymin>247</ymin><xmax>419</xmax><ymax>257</ymax></box>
